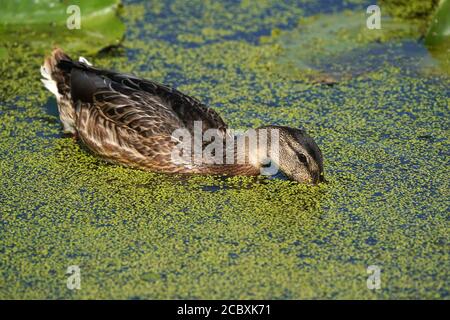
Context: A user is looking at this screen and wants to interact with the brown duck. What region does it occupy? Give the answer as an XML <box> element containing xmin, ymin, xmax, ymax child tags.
<box><xmin>41</xmin><ymin>48</ymin><xmax>324</xmax><ymax>184</ymax></box>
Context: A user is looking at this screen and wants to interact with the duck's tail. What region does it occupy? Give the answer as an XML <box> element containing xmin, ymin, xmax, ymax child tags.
<box><xmin>40</xmin><ymin>48</ymin><xmax>73</xmax><ymax>100</ymax></box>
<box><xmin>41</xmin><ymin>48</ymin><xmax>94</xmax><ymax>97</ymax></box>
<box><xmin>41</xmin><ymin>48</ymin><xmax>92</xmax><ymax>134</ymax></box>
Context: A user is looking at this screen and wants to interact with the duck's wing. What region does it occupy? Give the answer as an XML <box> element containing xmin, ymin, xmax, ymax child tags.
<box><xmin>59</xmin><ymin>60</ymin><xmax>228</xmax><ymax>137</ymax></box>
<box><xmin>108</xmin><ymin>72</ymin><xmax>228</xmax><ymax>135</ymax></box>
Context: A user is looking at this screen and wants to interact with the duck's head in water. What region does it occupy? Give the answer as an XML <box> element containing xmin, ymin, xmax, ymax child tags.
<box><xmin>253</xmin><ymin>126</ymin><xmax>325</xmax><ymax>184</ymax></box>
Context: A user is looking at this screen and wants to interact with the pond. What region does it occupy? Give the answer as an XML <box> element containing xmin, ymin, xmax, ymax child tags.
<box><xmin>0</xmin><ymin>0</ymin><xmax>448</xmax><ymax>299</ymax></box>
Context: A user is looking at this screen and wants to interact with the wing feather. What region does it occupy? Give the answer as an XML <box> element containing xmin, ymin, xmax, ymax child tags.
<box><xmin>65</xmin><ymin>61</ymin><xmax>228</xmax><ymax>138</ymax></box>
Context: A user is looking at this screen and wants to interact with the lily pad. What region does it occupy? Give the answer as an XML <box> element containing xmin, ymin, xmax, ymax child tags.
<box><xmin>0</xmin><ymin>0</ymin><xmax>125</xmax><ymax>59</ymax></box>
<box><xmin>425</xmin><ymin>0</ymin><xmax>450</xmax><ymax>47</ymax></box>
<box><xmin>425</xmin><ymin>0</ymin><xmax>450</xmax><ymax>73</ymax></box>
<box><xmin>378</xmin><ymin>0</ymin><xmax>439</xmax><ymax>20</ymax></box>
<box><xmin>261</xmin><ymin>10</ymin><xmax>422</xmax><ymax>81</ymax></box>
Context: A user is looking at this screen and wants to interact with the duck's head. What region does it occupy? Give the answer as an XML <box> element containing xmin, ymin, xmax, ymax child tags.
<box><xmin>252</xmin><ymin>125</ymin><xmax>325</xmax><ymax>184</ymax></box>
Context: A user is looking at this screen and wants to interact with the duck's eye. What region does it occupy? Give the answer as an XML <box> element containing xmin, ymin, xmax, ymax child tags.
<box><xmin>297</xmin><ymin>153</ymin><xmax>308</xmax><ymax>163</ymax></box>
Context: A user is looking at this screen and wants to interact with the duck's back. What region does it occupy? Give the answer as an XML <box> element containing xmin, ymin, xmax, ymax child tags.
<box><xmin>41</xmin><ymin>48</ymin><xmax>229</xmax><ymax>172</ymax></box>
<box><xmin>58</xmin><ymin>57</ymin><xmax>228</xmax><ymax>136</ymax></box>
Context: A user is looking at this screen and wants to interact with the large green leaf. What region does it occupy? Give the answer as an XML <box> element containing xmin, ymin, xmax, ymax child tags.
<box><xmin>0</xmin><ymin>0</ymin><xmax>125</xmax><ymax>59</ymax></box>
<box><xmin>425</xmin><ymin>0</ymin><xmax>450</xmax><ymax>73</ymax></box>
<box><xmin>425</xmin><ymin>0</ymin><xmax>450</xmax><ymax>46</ymax></box>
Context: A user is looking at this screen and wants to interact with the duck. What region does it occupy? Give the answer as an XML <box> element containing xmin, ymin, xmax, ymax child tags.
<box><xmin>41</xmin><ymin>48</ymin><xmax>324</xmax><ymax>184</ymax></box>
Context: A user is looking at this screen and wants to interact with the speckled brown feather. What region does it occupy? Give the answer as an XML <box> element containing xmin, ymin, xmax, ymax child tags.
<box><xmin>44</xmin><ymin>49</ymin><xmax>260</xmax><ymax>176</ymax></box>
<box><xmin>41</xmin><ymin>48</ymin><xmax>77</xmax><ymax>134</ymax></box>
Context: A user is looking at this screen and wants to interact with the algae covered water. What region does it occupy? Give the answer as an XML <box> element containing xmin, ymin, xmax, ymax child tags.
<box><xmin>0</xmin><ymin>0</ymin><xmax>448</xmax><ymax>299</ymax></box>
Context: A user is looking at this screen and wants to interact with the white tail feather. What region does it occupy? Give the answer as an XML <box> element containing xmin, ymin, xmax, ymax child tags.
<box><xmin>41</xmin><ymin>79</ymin><xmax>60</xmax><ymax>99</ymax></box>
<box><xmin>79</xmin><ymin>56</ymin><xmax>92</xmax><ymax>66</ymax></box>
<box><xmin>40</xmin><ymin>64</ymin><xmax>61</xmax><ymax>99</ymax></box>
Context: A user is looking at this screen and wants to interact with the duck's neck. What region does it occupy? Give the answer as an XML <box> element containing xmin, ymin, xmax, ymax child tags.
<box><xmin>185</xmin><ymin>129</ymin><xmax>275</xmax><ymax>177</ymax></box>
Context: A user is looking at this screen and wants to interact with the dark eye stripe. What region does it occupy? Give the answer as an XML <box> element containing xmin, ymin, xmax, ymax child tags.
<box><xmin>296</xmin><ymin>152</ymin><xmax>307</xmax><ymax>163</ymax></box>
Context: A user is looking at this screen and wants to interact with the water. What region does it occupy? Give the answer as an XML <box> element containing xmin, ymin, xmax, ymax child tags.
<box><xmin>0</xmin><ymin>0</ymin><xmax>448</xmax><ymax>299</ymax></box>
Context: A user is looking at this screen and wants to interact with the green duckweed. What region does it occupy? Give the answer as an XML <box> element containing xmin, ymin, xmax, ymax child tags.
<box><xmin>0</xmin><ymin>0</ymin><xmax>448</xmax><ymax>299</ymax></box>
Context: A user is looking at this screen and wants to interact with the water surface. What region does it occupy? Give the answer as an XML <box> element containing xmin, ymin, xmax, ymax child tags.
<box><xmin>0</xmin><ymin>0</ymin><xmax>448</xmax><ymax>299</ymax></box>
